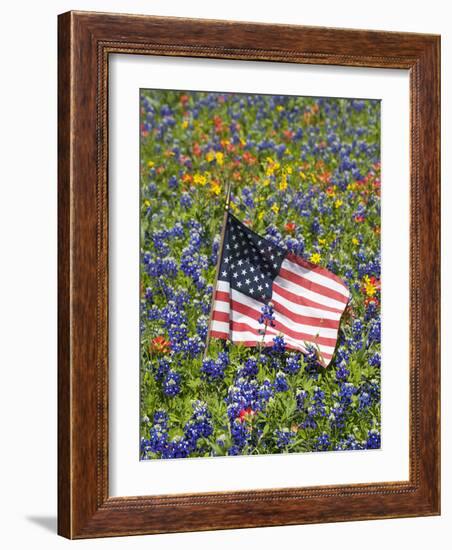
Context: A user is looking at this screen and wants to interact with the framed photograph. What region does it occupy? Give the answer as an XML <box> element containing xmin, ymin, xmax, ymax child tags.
<box><xmin>58</xmin><ymin>11</ymin><xmax>440</xmax><ymax>538</ymax></box>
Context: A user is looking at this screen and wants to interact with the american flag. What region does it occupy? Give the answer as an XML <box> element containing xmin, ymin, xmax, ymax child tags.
<box><xmin>209</xmin><ymin>213</ymin><xmax>350</xmax><ymax>367</ymax></box>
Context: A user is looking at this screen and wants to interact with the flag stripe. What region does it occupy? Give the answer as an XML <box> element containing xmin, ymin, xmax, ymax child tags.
<box><xmin>210</xmin><ymin>320</ymin><xmax>334</xmax><ymax>359</ymax></box>
<box><xmin>228</xmin><ymin>294</ymin><xmax>339</xmax><ymax>344</ymax></box>
<box><xmin>274</xmin><ymin>274</ymin><xmax>347</xmax><ymax>311</ymax></box>
<box><xmin>216</xmin><ymin>286</ymin><xmax>339</xmax><ymax>330</ymax></box>
<box><xmin>217</xmin><ymin>284</ymin><xmax>339</xmax><ymax>335</ymax></box>
<box><xmin>270</xmin><ymin>294</ymin><xmax>340</xmax><ymax>329</ymax></box>
<box><xmin>270</xmin><ymin>287</ymin><xmax>342</xmax><ymax>321</ymax></box>
<box><xmin>232</xmin><ymin>321</ymin><xmax>334</xmax><ymax>356</ymax></box>
<box><xmin>273</xmin><ymin>280</ymin><xmax>345</xmax><ymax>314</ymax></box>
<box><xmin>286</xmin><ymin>252</ymin><xmax>349</xmax><ymax>289</ymax></box>
<box><xmin>214</xmin><ymin>286</ymin><xmax>339</xmax><ymax>348</ymax></box>
<box><xmin>279</xmin><ymin>264</ymin><xmax>349</xmax><ymax>304</ymax></box>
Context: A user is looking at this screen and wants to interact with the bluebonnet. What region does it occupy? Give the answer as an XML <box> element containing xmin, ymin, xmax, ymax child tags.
<box><xmin>272</xmin><ymin>335</ymin><xmax>286</xmax><ymax>354</ymax></box>
<box><xmin>275</xmin><ymin>429</ymin><xmax>294</xmax><ymax>450</ymax></box>
<box><xmin>315</xmin><ymin>432</ymin><xmax>331</xmax><ymax>451</ymax></box>
<box><xmin>366</xmin><ymin>429</ymin><xmax>381</xmax><ymax>449</ymax></box>
<box><xmin>274</xmin><ymin>371</ymin><xmax>289</xmax><ymax>392</ymax></box>
<box><xmin>163</xmin><ymin>370</ymin><xmax>181</xmax><ymax>397</ymax></box>
<box><xmin>259</xmin><ymin>303</ymin><xmax>275</xmax><ymax>327</ymax></box>
<box><xmin>284</xmin><ymin>355</ymin><xmax>301</xmax><ymax>375</ymax></box>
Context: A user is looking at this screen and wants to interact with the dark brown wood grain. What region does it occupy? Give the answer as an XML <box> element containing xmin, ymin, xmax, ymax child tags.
<box><xmin>58</xmin><ymin>10</ymin><xmax>440</xmax><ymax>539</ymax></box>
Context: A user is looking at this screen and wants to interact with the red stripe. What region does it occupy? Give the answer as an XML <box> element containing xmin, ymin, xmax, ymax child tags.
<box><xmin>213</xmin><ymin>292</ymin><xmax>339</xmax><ymax>347</ymax></box>
<box><xmin>235</xmin><ymin>317</ymin><xmax>336</xmax><ymax>348</ymax></box>
<box><xmin>215</xmin><ymin>288</ymin><xmax>339</xmax><ymax>330</ymax></box>
<box><xmin>271</xmin><ymin>296</ymin><xmax>340</xmax><ymax>329</ymax></box>
<box><xmin>286</xmin><ymin>252</ymin><xmax>348</xmax><ymax>288</ymax></box>
<box><xmin>209</xmin><ymin>326</ymin><xmax>332</xmax><ymax>363</ymax></box>
<box><xmin>215</xmin><ymin>290</ymin><xmax>230</xmax><ymax>302</ymax></box>
<box><xmin>279</xmin><ymin>266</ymin><xmax>348</xmax><ymax>304</ymax></box>
<box><xmin>227</xmin><ymin>336</ymin><xmax>333</xmax><ymax>361</ymax></box>
<box><xmin>272</xmin><ymin>282</ymin><xmax>344</xmax><ymax>314</ymax></box>
<box><xmin>210</xmin><ymin>330</ymin><xmax>228</xmax><ymax>340</ymax></box>
<box><xmin>212</xmin><ymin>310</ymin><xmax>229</xmax><ymax>323</ymax></box>
<box><xmin>223</xmin><ymin>301</ymin><xmax>337</xmax><ymax>348</ymax></box>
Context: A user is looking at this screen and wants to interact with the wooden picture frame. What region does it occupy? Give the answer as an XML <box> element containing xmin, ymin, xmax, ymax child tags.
<box><xmin>58</xmin><ymin>10</ymin><xmax>440</xmax><ymax>539</ymax></box>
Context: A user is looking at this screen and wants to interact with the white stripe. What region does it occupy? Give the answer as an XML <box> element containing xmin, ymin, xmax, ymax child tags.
<box><xmin>275</xmin><ymin>275</ymin><xmax>346</xmax><ymax>311</ymax></box>
<box><xmin>229</xmin><ymin>307</ymin><xmax>336</xmax><ymax>356</ymax></box>
<box><xmin>271</xmin><ymin>286</ymin><xmax>342</xmax><ymax>321</ymax></box>
<box><xmin>284</xmin><ymin>258</ymin><xmax>350</xmax><ymax>298</ymax></box>
<box><xmin>217</xmin><ymin>280</ymin><xmax>231</xmax><ymax>293</ymax></box>
<box><xmin>212</xmin><ymin>300</ymin><xmax>230</xmax><ymax>314</ymax></box>
<box><xmin>214</xmin><ymin>287</ymin><xmax>336</xmax><ymax>355</ymax></box>
<box><xmin>214</xmin><ymin>276</ymin><xmax>338</xmax><ymax>362</ymax></box>
<box><xmin>227</xmin><ymin>289</ymin><xmax>338</xmax><ymax>340</ymax></box>
<box><xmin>227</xmin><ymin>329</ymin><xmax>334</xmax><ymax>358</ymax></box>
<box><xmin>210</xmin><ymin>320</ymin><xmax>230</xmax><ymax>334</ymax></box>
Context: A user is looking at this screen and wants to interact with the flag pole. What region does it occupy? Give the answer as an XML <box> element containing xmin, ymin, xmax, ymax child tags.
<box><xmin>203</xmin><ymin>179</ymin><xmax>233</xmax><ymax>360</ymax></box>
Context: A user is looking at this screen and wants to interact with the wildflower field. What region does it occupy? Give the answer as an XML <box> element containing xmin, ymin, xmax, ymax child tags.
<box><xmin>140</xmin><ymin>90</ymin><xmax>381</xmax><ymax>460</ymax></box>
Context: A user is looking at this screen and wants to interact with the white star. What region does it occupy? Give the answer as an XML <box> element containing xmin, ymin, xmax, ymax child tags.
<box><xmin>232</xmin><ymin>234</ymin><xmax>236</xmax><ymax>241</ymax></box>
<box><xmin>222</xmin><ymin>270</ymin><xmax>227</xmax><ymax>277</ymax></box>
<box><xmin>241</xmin><ymin>269</ymin><xmax>247</xmax><ymax>275</ymax></box>
<box><xmin>260</xmin><ymin>273</ymin><xmax>265</xmax><ymax>279</ymax></box>
<box><xmin>237</xmin><ymin>281</ymin><xmax>242</xmax><ymax>288</ymax></box>
<box><xmin>233</xmin><ymin>272</ymin><xmax>238</xmax><ymax>279</ymax></box>
<box><xmin>226</xmin><ymin>244</ymin><xmax>230</xmax><ymax>250</ymax></box>
<box><xmin>245</xmin><ymin>278</ymin><xmax>251</xmax><ymax>285</ymax></box>
<box><xmin>273</xmin><ymin>263</ymin><xmax>278</xmax><ymax>268</ymax></box>
<box><xmin>258</xmin><ymin>285</ymin><xmax>263</xmax><ymax>291</ymax></box>
<box><xmin>234</xmin><ymin>243</ymin><xmax>239</xmax><ymax>249</ymax></box>
<box><xmin>249</xmin><ymin>288</ymin><xmax>255</xmax><ymax>294</ymax></box>
<box><xmin>265</xmin><ymin>282</ymin><xmax>270</xmax><ymax>288</ymax></box>
<box><xmin>270</xmin><ymin>254</ymin><xmax>275</xmax><ymax>260</ymax></box>
<box><xmin>237</xmin><ymin>259</ymin><xmax>243</xmax><ymax>266</ymax></box>
<box><xmin>249</xmin><ymin>266</ymin><xmax>255</xmax><ymax>272</ymax></box>
<box><xmin>224</xmin><ymin>257</ymin><xmax>230</xmax><ymax>263</ymax></box>
<box><xmin>254</xmin><ymin>276</ymin><xmax>259</xmax><ymax>282</ymax></box>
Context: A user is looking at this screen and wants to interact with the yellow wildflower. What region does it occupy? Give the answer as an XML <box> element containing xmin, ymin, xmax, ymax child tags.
<box><xmin>276</xmin><ymin>105</ymin><xmax>284</xmax><ymax>112</ymax></box>
<box><xmin>257</xmin><ymin>211</ymin><xmax>265</xmax><ymax>221</ymax></box>
<box><xmin>318</xmin><ymin>238</ymin><xmax>326</xmax><ymax>246</ymax></box>
<box><xmin>206</xmin><ymin>150</ymin><xmax>215</xmax><ymax>162</ymax></box>
<box><xmin>193</xmin><ymin>173</ymin><xmax>207</xmax><ymax>186</ymax></box>
<box><xmin>334</xmin><ymin>199</ymin><xmax>343</xmax><ymax>208</ymax></box>
<box><xmin>363</xmin><ymin>275</ymin><xmax>378</xmax><ymax>297</ymax></box>
<box><xmin>182</xmin><ymin>120</ymin><xmax>189</xmax><ymax>129</ymax></box>
<box><xmin>143</xmin><ymin>199</ymin><xmax>151</xmax><ymax>208</ymax></box>
<box><xmin>265</xmin><ymin>157</ymin><xmax>280</xmax><ymax>176</ymax></box>
<box><xmin>271</xmin><ymin>204</ymin><xmax>280</xmax><ymax>215</ymax></box>
<box><xmin>279</xmin><ymin>175</ymin><xmax>288</xmax><ymax>191</ymax></box>
<box><xmin>210</xmin><ymin>181</ymin><xmax>221</xmax><ymax>196</ymax></box>
<box><xmin>215</xmin><ymin>152</ymin><xmax>224</xmax><ymax>166</ymax></box>
<box><xmin>286</xmin><ymin>166</ymin><xmax>293</xmax><ymax>175</ymax></box>
<box><xmin>310</xmin><ymin>253</ymin><xmax>321</xmax><ymax>264</ymax></box>
<box><xmin>352</xmin><ymin>237</ymin><xmax>359</xmax><ymax>246</ymax></box>
<box><xmin>147</xmin><ymin>160</ymin><xmax>155</xmax><ymax>168</ymax></box>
